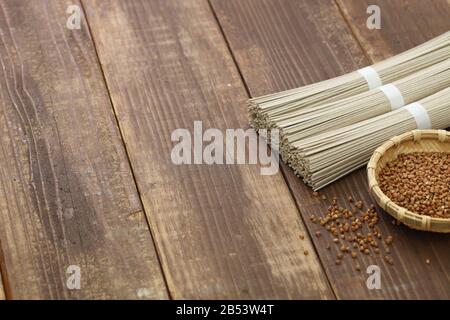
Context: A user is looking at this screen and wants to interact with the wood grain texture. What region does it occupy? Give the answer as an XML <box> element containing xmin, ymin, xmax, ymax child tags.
<box><xmin>0</xmin><ymin>0</ymin><xmax>167</xmax><ymax>299</ymax></box>
<box><xmin>0</xmin><ymin>243</ymin><xmax>7</xmax><ymax>299</ymax></box>
<box><xmin>83</xmin><ymin>0</ymin><xmax>334</xmax><ymax>299</ymax></box>
<box><xmin>0</xmin><ymin>273</ymin><xmax>5</xmax><ymax>300</ymax></box>
<box><xmin>211</xmin><ymin>0</ymin><xmax>450</xmax><ymax>299</ymax></box>
<box><xmin>337</xmin><ymin>0</ymin><xmax>450</xmax><ymax>62</ymax></box>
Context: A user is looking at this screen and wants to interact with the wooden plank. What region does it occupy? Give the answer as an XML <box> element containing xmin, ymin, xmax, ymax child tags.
<box><xmin>211</xmin><ymin>0</ymin><xmax>450</xmax><ymax>299</ymax></box>
<box><xmin>0</xmin><ymin>274</ymin><xmax>5</xmax><ymax>300</ymax></box>
<box><xmin>0</xmin><ymin>244</ymin><xmax>7</xmax><ymax>299</ymax></box>
<box><xmin>83</xmin><ymin>0</ymin><xmax>334</xmax><ymax>299</ymax></box>
<box><xmin>0</xmin><ymin>0</ymin><xmax>167</xmax><ymax>299</ymax></box>
<box><xmin>337</xmin><ymin>0</ymin><xmax>450</xmax><ymax>63</ymax></box>
<box><xmin>0</xmin><ymin>283</ymin><xmax>4</xmax><ymax>300</ymax></box>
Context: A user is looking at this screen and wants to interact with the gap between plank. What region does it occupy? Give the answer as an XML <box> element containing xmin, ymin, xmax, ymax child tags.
<box><xmin>206</xmin><ymin>0</ymin><xmax>338</xmax><ymax>299</ymax></box>
<box><xmin>334</xmin><ymin>0</ymin><xmax>374</xmax><ymax>64</ymax></box>
<box><xmin>79</xmin><ymin>0</ymin><xmax>172</xmax><ymax>300</ymax></box>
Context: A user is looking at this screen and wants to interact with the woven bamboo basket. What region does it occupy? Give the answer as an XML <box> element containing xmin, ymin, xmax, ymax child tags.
<box><xmin>368</xmin><ymin>129</ymin><xmax>450</xmax><ymax>233</ymax></box>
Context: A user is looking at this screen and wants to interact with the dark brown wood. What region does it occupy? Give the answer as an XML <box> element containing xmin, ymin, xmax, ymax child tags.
<box><xmin>0</xmin><ymin>0</ymin><xmax>168</xmax><ymax>299</ymax></box>
<box><xmin>211</xmin><ymin>0</ymin><xmax>450</xmax><ymax>299</ymax></box>
<box><xmin>83</xmin><ymin>0</ymin><xmax>334</xmax><ymax>299</ymax></box>
<box><xmin>337</xmin><ymin>0</ymin><xmax>450</xmax><ymax>62</ymax></box>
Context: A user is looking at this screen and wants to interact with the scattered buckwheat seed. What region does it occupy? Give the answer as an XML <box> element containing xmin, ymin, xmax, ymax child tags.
<box><xmin>307</xmin><ymin>196</ymin><xmax>397</xmax><ymax>269</ymax></box>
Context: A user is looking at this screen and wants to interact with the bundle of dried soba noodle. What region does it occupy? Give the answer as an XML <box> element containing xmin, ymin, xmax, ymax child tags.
<box><xmin>292</xmin><ymin>87</ymin><xmax>450</xmax><ymax>190</ymax></box>
<box><xmin>249</xmin><ymin>30</ymin><xmax>450</xmax><ymax>131</ymax></box>
<box><xmin>280</xmin><ymin>59</ymin><xmax>450</xmax><ymax>161</ymax></box>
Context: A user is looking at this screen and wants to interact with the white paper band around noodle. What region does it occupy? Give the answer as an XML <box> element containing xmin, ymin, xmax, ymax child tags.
<box><xmin>357</xmin><ymin>66</ymin><xmax>382</xmax><ymax>90</ymax></box>
<box><xmin>405</xmin><ymin>102</ymin><xmax>432</xmax><ymax>129</ymax></box>
<box><xmin>379</xmin><ymin>84</ymin><xmax>405</xmax><ymax>110</ymax></box>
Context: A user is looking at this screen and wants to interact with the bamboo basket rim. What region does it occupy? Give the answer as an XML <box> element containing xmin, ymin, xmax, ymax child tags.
<box><xmin>367</xmin><ymin>129</ymin><xmax>450</xmax><ymax>233</ymax></box>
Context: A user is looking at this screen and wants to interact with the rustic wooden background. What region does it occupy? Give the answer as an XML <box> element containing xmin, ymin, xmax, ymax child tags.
<box><xmin>0</xmin><ymin>0</ymin><xmax>449</xmax><ymax>299</ymax></box>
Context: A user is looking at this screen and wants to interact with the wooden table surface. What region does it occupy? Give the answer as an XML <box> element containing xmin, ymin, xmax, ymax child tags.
<box><xmin>0</xmin><ymin>0</ymin><xmax>449</xmax><ymax>299</ymax></box>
